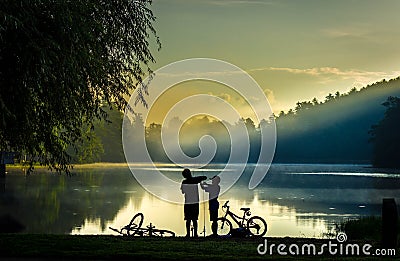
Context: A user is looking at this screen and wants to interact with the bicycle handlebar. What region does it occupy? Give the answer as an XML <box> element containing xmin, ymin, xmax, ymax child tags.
<box><xmin>222</xmin><ymin>200</ymin><xmax>229</xmax><ymax>209</ymax></box>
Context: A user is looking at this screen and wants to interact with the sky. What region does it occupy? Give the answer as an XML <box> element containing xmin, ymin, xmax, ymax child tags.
<box><xmin>140</xmin><ymin>0</ymin><xmax>400</xmax><ymax>123</ymax></box>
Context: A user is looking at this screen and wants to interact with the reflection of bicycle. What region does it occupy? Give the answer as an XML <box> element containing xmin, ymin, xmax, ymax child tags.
<box><xmin>217</xmin><ymin>201</ymin><xmax>267</xmax><ymax>237</ymax></box>
<box><xmin>109</xmin><ymin>213</ymin><xmax>175</xmax><ymax>237</ymax></box>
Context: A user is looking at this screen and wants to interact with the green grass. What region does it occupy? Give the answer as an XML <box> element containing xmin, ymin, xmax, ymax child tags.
<box><xmin>0</xmin><ymin>234</ymin><xmax>397</xmax><ymax>260</ymax></box>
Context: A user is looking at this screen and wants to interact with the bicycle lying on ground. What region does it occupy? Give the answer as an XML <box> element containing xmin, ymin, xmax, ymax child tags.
<box><xmin>217</xmin><ymin>201</ymin><xmax>267</xmax><ymax>237</ymax></box>
<box><xmin>109</xmin><ymin>213</ymin><xmax>175</xmax><ymax>237</ymax></box>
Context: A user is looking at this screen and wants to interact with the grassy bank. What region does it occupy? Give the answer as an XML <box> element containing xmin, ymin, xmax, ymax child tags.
<box><xmin>340</xmin><ymin>216</ymin><xmax>400</xmax><ymax>243</ymax></box>
<box><xmin>0</xmin><ymin>234</ymin><xmax>397</xmax><ymax>260</ymax></box>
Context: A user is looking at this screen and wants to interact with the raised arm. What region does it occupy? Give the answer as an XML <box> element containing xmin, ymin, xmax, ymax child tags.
<box><xmin>193</xmin><ymin>176</ymin><xmax>207</xmax><ymax>184</ymax></box>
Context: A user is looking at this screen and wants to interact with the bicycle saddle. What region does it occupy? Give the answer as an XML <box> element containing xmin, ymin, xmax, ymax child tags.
<box><xmin>240</xmin><ymin>207</ymin><xmax>250</xmax><ymax>212</ymax></box>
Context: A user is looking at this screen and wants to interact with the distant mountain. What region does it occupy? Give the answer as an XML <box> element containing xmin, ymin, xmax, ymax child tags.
<box><xmin>274</xmin><ymin>77</ymin><xmax>400</xmax><ymax>164</ymax></box>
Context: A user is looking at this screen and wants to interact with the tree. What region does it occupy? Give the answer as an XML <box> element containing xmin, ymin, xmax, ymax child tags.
<box><xmin>287</xmin><ymin>109</ymin><xmax>295</xmax><ymax>116</ymax></box>
<box><xmin>71</xmin><ymin>124</ymin><xmax>104</xmax><ymax>164</ymax></box>
<box><xmin>325</xmin><ymin>93</ymin><xmax>334</xmax><ymax>102</ymax></box>
<box><xmin>145</xmin><ymin>123</ymin><xmax>169</xmax><ymax>162</ymax></box>
<box><xmin>93</xmin><ymin>105</ymin><xmax>125</xmax><ymax>163</ymax></box>
<box><xmin>348</xmin><ymin>87</ymin><xmax>357</xmax><ymax>95</ymax></box>
<box><xmin>295</xmin><ymin>101</ymin><xmax>313</xmax><ymax>112</ymax></box>
<box><xmin>0</xmin><ymin>0</ymin><xmax>160</xmax><ymax>172</ymax></box>
<box><xmin>369</xmin><ymin>96</ymin><xmax>400</xmax><ymax>168</ymax></box>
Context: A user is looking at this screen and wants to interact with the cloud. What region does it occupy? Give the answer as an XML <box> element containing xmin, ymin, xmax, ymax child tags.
<box><xmin>322</xmin><ymin>28</ymin><xmax>369</xmax><ymax>39</ymax></box>
<box><xmin>251</xmin><ymin>66</ymin><xmax>400</xmax><ymax>86</ymax></box>
<box><xmin>156</xmin><ymin>70</ymin><xmax>242</xmax><ymax>78</ymax></box>
<box><xmin>263</xmin><ymin>88</ymin><xmax>275</xmax><ymax>104</ymax></box>
<box><xmin>213</xmin><ymin>92</ymin><xmax>232</xmax><ymax>102</ymax></box>
<box><xmin>205</xmin><ymin>0</ymin><xmax>277</xmax><ymax>6</ymax></box>
<box><xmin>262</xmin><ymin>67</ymin><xmax>320</xmax><ymax>75</ymax></box>
<box><xmin>155</xmin><ymin>64</ymin><xmax>400</xmax><ymax>89</ymax></box>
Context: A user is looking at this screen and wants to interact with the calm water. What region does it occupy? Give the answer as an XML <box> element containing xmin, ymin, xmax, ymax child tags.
<box><xmin>1</xmin><ymin>164</ymin><xmax>399</xmax><ymax>238</ymax></box>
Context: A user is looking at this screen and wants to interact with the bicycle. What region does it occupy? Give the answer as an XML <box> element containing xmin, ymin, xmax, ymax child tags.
<box><xmin>217</xmin><ymin>201</ymin><xmax>267</xmax><ymax>237</ymax></box>
<box><xmin>109</xmin><ymin>212</ymin><xmax>175</xmax><ymax>237</ymax></box>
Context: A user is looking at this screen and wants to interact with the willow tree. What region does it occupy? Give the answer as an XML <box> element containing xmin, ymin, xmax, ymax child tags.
<box><xmin>0</xmin><ymin>0</ymin><xmax>160</xmax><ymax>172</ymax></box>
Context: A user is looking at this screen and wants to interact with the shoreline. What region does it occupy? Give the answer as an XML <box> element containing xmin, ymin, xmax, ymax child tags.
<box><xmin>5</xmin><ymin>162</ymin><xmax>381</xmax><ymax>170</ymax></box>
<box><xmin>0</xmin><ymin>234</ymin><xmax>392</xmax><ymax>260</ymax></box>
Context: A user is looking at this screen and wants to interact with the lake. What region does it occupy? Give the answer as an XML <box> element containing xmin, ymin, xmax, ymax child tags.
<box><xmin>1</xmin><ymin>163</ymin><xmax>399</xmax><ymax>238</ymax></box>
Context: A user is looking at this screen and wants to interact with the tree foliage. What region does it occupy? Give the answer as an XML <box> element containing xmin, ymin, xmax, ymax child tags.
<box><xmin>0</xmin><ymin>0</ymin><xmax>160</xmax><ymax>171</ymax></box>
<box><xmin>74</xmin><ymin>77</ymin><xmax>400</xmax><ymax>166</ymax></box>
<box><xmin>369</xmin><ymin>96</ymin><xmax>400</xmax><ymax>168</ymax></box>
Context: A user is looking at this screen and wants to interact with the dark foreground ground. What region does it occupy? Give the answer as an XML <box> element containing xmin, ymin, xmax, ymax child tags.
<box><xmin>0</xmin><ymin>234</ymin><xmax>398</xmax><ymax>260</ymax></box>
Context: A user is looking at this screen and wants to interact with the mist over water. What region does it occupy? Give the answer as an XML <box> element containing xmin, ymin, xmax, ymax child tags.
<box><xmin>1</xmin><ymin>164</ymin><xmax>399</xmax><ymax>238</ymax></box>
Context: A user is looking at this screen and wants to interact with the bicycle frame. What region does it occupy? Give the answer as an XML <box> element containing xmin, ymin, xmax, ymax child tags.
<box><xmin>218</xmin><ymin>201</ymin><xmax>268</xmax><ymax>237</ymax></box>
<box><xmin>221</xmin><ymin>204</ymin><xmax>250</xmax><ymax>228</ymax></box>
<box><xmin>109</xmin><ymin>212</ymin><xmax>175</xmax><ymax>237</ymax></box>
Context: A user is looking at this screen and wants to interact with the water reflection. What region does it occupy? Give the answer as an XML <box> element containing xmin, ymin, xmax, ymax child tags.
<box><xmin>1</xmin><ymin>164</ymin><xmax>400</xmax><ymax>238</ymax></box>
<box><xmin>1</xmin><ymin>167</ymin><xmax>140</xmax><ymax>233</ymax></box>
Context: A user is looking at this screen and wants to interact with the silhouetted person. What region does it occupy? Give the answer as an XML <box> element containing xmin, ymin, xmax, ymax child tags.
<box><xmin>180</xmin><ymin>168</ymin><xmax>206</xmax><ymax>237</ymax></box>
<box><xmin>201</xmin><ymin>175</ymin><xmax>220</xmax><ymax>237</ymax></box>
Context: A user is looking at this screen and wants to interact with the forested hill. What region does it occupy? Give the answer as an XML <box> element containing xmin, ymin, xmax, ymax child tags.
<box><xmin>274</xmin><ymin>77</ymin><xmax>400</xmax><ymax>163</ymax></box>
<box><xmin>77</xmin><ymin>77</ymin><xmax>400</xmax><ymax>164</ymax></box>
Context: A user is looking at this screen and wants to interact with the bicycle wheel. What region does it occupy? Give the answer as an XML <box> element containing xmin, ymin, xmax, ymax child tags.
<box><xmin>151</xmin><ymin>229</ymin><xmax>176</xmax><ymax>237</ymax></box>
<box><xmin>247</xmin><ymin>216</ymin><xmax>267</xmax><ymax>237</ymax></box>
<box><xmin>124</xmin><ymin>212</ymin><xmax>144</xmax><ymax>236</ymax></box>
<box><xmin>216</xmin><ymin>217</ymin><xmax>232</xmax><ymax>236</ymax></box>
